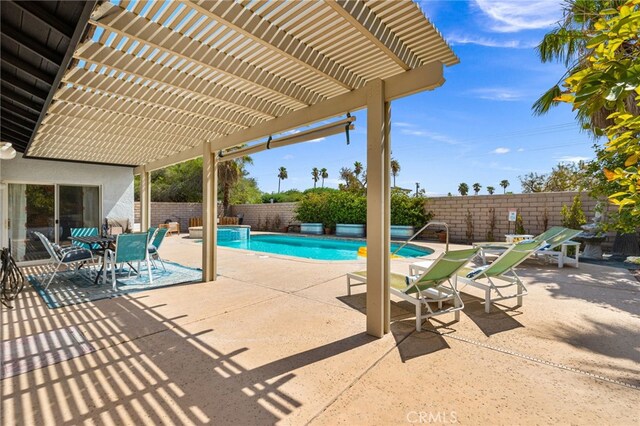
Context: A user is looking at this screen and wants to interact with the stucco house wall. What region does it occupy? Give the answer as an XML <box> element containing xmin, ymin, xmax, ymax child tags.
<box><xmin>0</xmin><ymin>156</ymin><xmax>134</xmax><ymax>247</ymax></box>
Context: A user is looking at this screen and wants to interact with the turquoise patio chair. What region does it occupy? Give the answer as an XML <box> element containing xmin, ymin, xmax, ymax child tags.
<box><xmin>70</xmin><ymin>227</ymin><xmax>100</xmax><ymax>250</ymax></box>
<box><xmin>148</xmin><ymin>228</ymin><xmax>168</xmax><ymax>271</ymax></box>
<box><xmin>457</xmin><ymin>240</ymin><xmax>545</xmax><ymax>313</ymax></box>
<box><xmin>103</xmin><ymin>232</ymin><xmax>152</xmax><ymax>290</ymax></box>
<box><xmin>347</xmin><ymin>248</ymin><xmax>480</xmax><ymax>331</ymax></box>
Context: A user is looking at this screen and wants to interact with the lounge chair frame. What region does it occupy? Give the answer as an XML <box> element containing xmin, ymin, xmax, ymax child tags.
<box><xmin>347</xmin><ymin>248</ymin><xmax>479</xmax><ymax>331</ymax></box>
<box><xmin>458</xmin><ymin>240</ymin><xmax>544</xmax><ymax>313</ymax></box>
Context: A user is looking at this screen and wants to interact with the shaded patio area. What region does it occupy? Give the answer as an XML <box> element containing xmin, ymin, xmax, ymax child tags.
<box><xmin>2</xmin><ymin>236</ymin><xmax>638</xmax><ymax>424</ymax></box>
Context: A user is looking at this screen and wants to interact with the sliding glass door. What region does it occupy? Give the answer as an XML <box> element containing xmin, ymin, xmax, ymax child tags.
<box><xmin>7</xmin><ymin>183</ymin><xmax>101</xmax><ymax>263</ymax></box>
<box><xmin>58</xmin><ymin>185</ymin><xmax>100</xmax><ymax>243</ymax></box>
<box><xmin>8</xmin><ymin>184</ymin><xmax>55</xmax><ymax>262</ymax></box>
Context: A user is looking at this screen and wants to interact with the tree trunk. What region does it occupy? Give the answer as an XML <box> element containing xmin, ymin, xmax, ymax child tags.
<box><xmin>612</xmin><ymin>232</ymin><xmax>640</xmax><ymax>256</ymax></box>
<box><xmin>222</xmin><ymin>185</ymin><xmax>230</xmax><ymax>217</ymax></box>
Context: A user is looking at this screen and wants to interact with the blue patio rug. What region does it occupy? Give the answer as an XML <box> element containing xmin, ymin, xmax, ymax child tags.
<box><xmin>28</xmin><ymin>261</ymin><xmax>202</xmax><ymax>309</ymax></box>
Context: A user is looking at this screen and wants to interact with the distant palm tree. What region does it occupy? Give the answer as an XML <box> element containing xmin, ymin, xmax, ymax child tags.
<box><xmin>311</xmin><ymin>167</ymin><xmax>320</xmax><ymax>188</ymax></box>
<box><xmin>339</xmin><ymin>167</ymin><xmax>353</xmax><ymax>188</ymax></box>
<box><xmin>500</xmin><ymin>179</ymin><xmax>510</xmax><ymax>194</ymax></box>
<box><xmin>458</xmin><ymin>182</ymin><xmax>469</xmax><ymax>196</ymax></box>
<box><xmin>390</xmin><ymin>158</ymin><xmax>400</xmax><ymax>187</ymax></box>
<box><xmin>472</xmin><ymin>183</ymin><xmax>482</xmax><ymax>195</ymax></box>
<box><xmin>487</xmin><ymin>186</ymin><xmax>495</xmax><ymax>195</ymax></box>
<box><xmin>320</xmin><ymin>168</ymin><xmax>328</xmax><ymax>188</ymax></box>
<box><xmin>353</xmin><ymin>161</ymin><xmax>363</xmax><ymax>182</ymax></box>
<box><xmin>277</xmin><ymin>167</ymin><xmax>288</xmax><ymax>193</ymax></box>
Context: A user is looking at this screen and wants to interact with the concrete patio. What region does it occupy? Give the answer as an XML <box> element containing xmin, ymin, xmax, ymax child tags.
<box><xmin>1</xmin><ymin>235</ymin><xmax>638</xmax><ymax>425</ymax></box>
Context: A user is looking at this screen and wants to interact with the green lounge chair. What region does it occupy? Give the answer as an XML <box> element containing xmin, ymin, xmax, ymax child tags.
<box><xmin>347</xmin><ymin>248</ymin><xmax>480</xmax><ymax>331</ymax></box>
<box><xmin>458</xmin><ymin>240</ymin><xmax>545</xmax><ymax>313</ymax></box>
<box><xmin>473</xmin><ymin>226</ymin><xmax>566</xmax><ymax>263</ymax></box>
<box><xmin>533</xmin><ymin>228</ymin><xmax>583</xmax><ymax>268</ymax></box>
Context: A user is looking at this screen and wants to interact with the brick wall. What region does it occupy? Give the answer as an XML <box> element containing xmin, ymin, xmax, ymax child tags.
<box><xmin>425</xmin><ymin>192</ymin><xmax>613</xmax><ymax>245</ymax></box>
<box><xmin>136</xmin><ymin>193</ymin><xmax>616</xmax><ymax>246</ymax></box>
<box><xmin>134</xmin><ymin>202</ymin><xmax>202</xmax><ymax>233</ymax></box>
<box><xmin>230</xmin><ymin>202</ymin><xmax>298</xmax><ymax>230</ymax></box>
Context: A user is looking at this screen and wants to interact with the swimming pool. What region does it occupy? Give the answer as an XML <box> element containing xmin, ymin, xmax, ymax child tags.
<box><xmin>213</xmin><ymin>234</ymin><xmax>433</xmax><ymax>260</ymax></box>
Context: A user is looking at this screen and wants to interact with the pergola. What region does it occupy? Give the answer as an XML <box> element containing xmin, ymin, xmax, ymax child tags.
<box><xmin>2</xmin><ymin>0</ymin><xmax>458</xmax><ymax>337</ymax></box>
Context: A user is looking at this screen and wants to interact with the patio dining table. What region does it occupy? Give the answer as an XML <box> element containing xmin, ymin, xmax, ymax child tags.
<box><xmin>69</xmin><ymin>235</ymin><xmax>116</xmax><ymax>285</ymax></box>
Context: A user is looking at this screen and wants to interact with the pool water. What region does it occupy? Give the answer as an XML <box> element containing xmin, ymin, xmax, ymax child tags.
<box><xmin>215</xmin><ymin>234</ymin><xmax>433</xmax><ymax>260</ymax></box>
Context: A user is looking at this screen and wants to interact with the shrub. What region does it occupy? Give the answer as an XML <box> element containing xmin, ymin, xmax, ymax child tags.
<box><xmin>390</xmin><ymin>190</ymin><xmax>432</xmax><ymax>228</ymax></box>
<box><xmin>295</xmin><ymin>188</ymin><xmax>431</xmax><ymax>230</ymax></box>
<box><xmin>515</xmin><ymin>212</ymin><xmax>526</xmax><ymax>234</ymax></box>
<box><xmin>486</xmin><ymin>207</ymin><xmax>496</xmax><ymax>241</ymax></box>
<box><xmin>261</xmin><ymin>189</ymin><xmax>304</xmax><ymax>203</ymax></box>
<box><xmin>295</xmin><ymin>191</ymin><xmax>330</xmax><ymax>225</ymax></box>
<box><xmin>561</xmin><ymin>194</ymin><xmax>587</xmax><ymax>230</ymax></box>
<box><xmin>465</xmin><ymin>209</ymin><xmax>474</xmax><ymax>244</ymax></box>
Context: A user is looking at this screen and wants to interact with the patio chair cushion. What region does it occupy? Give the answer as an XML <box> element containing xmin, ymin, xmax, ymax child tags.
<box><xmin>57</xmin><ymin>247</ymin><xmax>93</xmax><ymax>262</ymax></box>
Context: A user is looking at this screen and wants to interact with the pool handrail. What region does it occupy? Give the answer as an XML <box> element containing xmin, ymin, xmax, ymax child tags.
<box><xmin>391</xmin><ymin>221</ymin><xmax>449</xmax><ymax>256</ymax></box>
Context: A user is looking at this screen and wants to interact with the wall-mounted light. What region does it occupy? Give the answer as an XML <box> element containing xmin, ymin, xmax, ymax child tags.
<box><xmin>0</xmin><ymin>142</ymin><xmax>17</xmax><ymax>160</ymax></box>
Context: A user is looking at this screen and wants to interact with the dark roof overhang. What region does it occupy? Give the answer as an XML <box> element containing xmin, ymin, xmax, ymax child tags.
<box><xmin>0</xmin><ymin>0</ymin><xmax>96</xmax><ymax>154</ymax></box>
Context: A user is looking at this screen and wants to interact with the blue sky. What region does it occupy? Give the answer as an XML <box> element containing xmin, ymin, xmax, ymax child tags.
<box><xmin>244</xmin><ymin>0</ymin><xmax>598</xmax><ymax>195</ymax></box>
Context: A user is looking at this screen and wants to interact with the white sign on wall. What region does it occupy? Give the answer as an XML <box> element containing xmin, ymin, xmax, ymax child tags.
<box><xmin>508</xmin><ymin>209</ymin><xmax>517</xmax><ymax>222</ymax></box>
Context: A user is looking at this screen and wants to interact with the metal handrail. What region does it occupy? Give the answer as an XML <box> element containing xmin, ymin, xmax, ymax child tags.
<box><xmin>391</xmin><ymin>221</ymin><xmax>449</xmax><ymax>255</ymax></box>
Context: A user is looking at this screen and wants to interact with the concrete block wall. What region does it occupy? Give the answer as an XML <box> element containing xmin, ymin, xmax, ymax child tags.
<box><xmin>230</xmin><ymin>203</ymin><xmax>298</xmax><ymax>230</ymax></box>
<box><xmin>134</xmin><ymin>202</ymin><xmax>202</xmax><ymax>233</ymax></box>
<box><xmin>135</xmin><ymin>192</ymin><xmax>616</xmax><ymax>245</ymax></box>
<box><xmin>426</xmin><ymin>192</ymin><xmax>613</xmax><ymax>245</ymax></box>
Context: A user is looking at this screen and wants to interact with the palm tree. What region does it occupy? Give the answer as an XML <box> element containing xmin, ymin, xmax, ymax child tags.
<box><xmin>320</xmin><ymin>168</ymin><xmax>328</xmax><ymax>188</ymax></box>
<box><xmin>311</xmin><ymin>167</ymin><xmax>320</xmax><ymax>188</ymax></box>
<box><xmin>277</xmin><ymin>166</ymin><xmax>288</xmax><ymax>193</ymax></box>
<box><xmin>218</xmin><ymin>152</ymin><xmax>253</xmax><ymax>215</ymax></box>
<box><xmin>500</xmin><ymin>179</ymin><xmax>510</xmax><ymax>194</ymax></box>
<box><xmin>532</xmin><ymin>0</ymin><xmax>636</xmax><ymax>129</ymax></box>
<box><xmin>339</xmin><ymin>167</ymin><xmax>353</xmax><ymax>188</ymax></box>
<box><xmin>390</xmin><ymin>158</ymin><xmax>400</xmax><ymax>187</ymax></box>
<box><xmin>487</xmin><ymin>186</ymin><xmax>495</xmax><ymax>195</ymax></box>
<box><xmin>458</xmin><ymin>182</ymin><xmax>469</xmax><ymax>196</ymax></box>
<box><xmin>472</xmin><ymin>183</ymin><xmax>482</xmax><ymax>195</ymax></box>
<box><xmin>353</xmin><ymin>161</ymin><xmax>363</xmax><ymax>182</ymax></box>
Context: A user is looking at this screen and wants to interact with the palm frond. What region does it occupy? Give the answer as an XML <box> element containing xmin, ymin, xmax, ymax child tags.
<box><xmin>532</xmin><ymin>85</ymin><xmax>563</xmax><ymax>116</ymax></box>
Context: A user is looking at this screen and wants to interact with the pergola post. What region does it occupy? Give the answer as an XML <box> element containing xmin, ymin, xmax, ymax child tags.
<box><xmin>383</xmin><ymin>101</ymin><xmax>391</xmax><ymax>334</ymax></box>
<box><xmin>366</xmin><ymin>79</ymin><xmax>390</xmax><ymax>337</ymax></box>
<box><xmin>202</xmin><ymin>141</ymin><xmax>218</xmax><ymax>282</ymax></box>
<box><xmin>139</xmin><ymin>166</ymin><xmax>151</xmax><ymax>231</ymax></box>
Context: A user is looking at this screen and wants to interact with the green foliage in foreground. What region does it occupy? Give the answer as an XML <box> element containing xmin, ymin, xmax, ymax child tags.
<box><xmin>535</xmin><ymin>0</ymin><xmax>640</xmax><ymax>225</ymax></box>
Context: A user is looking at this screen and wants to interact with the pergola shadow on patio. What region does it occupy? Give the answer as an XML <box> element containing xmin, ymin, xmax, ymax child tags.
<box><xmin>2</xmin><ymin>0</ymin><xmax>460</xmax><ymax>338</ymax></box>
<box><xmin>2</xmin><ymin>238</ymin><xmax>639</xmax><ymax>424</ymax></box>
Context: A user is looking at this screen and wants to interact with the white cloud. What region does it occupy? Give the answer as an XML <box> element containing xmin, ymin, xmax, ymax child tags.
<box><xmin>555</xmin><ymin>155</ymin><xmax>590</xmax><ymax>163</ymax></box>
<box><xmin>474</xmin><ymin>0</ymin><xmax>562</xmax><ymax>33</ymax></box>
<box><xmin>492</xmin><ymin>147</ymin><xmax>510</xmax><ymax>154</ymax></box>
<box><xmin>399</xmin><ymin>128</ymin><xmax>459</xmax><ymax>145</ymax></box>
<box><xmin>283</xmin><ymin>154</ymin><xmax>294</xmax><ymax>160</ymax></box>
<box><xmin>468</xmin><ymin>88</ymin><xmax>524</xmax><ymax>101</ymax></box>
<box><xmin>517</xmin><ymin>148</ymin><xmax>525</xmax><ymax>152</ymax></box>
<box><xmin>446</xmin><ymin>34</ymin><xmax>538</xmax><ymax>49</ymax></box>
<box><xmin>393</xmin><ymin>121</ymin><xmax>414</xmax><ymax>128</ymax></box>
<box><xmin>308</xmin><ymin>137</ymin><xmax>326</xmax><ymax>143</ymax></box>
